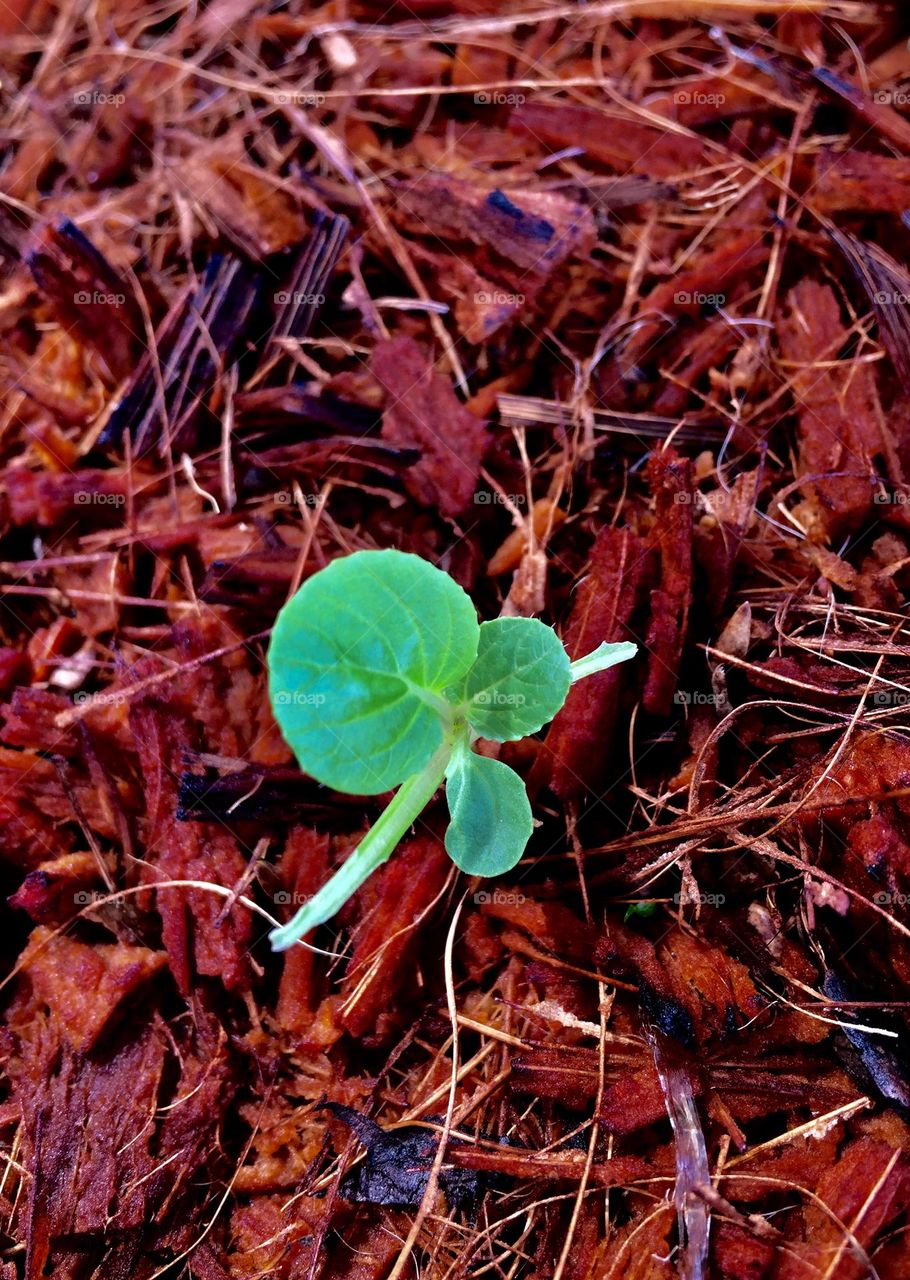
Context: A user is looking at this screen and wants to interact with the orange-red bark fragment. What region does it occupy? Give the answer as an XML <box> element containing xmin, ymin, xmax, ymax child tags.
<box><xmin>19</xmin><ymin>927</ymin><xmax>165</xmax><ymax>1052</ymax></box>
<box><xmin>371</xmin><ymin>336</ymin><xmax>488</xmax><ymax>518</ymax></box>
<box><xmin>778</xmin><ymin>280</ymin><xmax>887</xmax><ymax>539</ymax></box>
<box><xmin>536</xmin><ymin>525</ymin><xmax>649</xmax><ymax>799</ymax></box>
<box><xmin>643</xmin><ymin>449</ymin><xmax>694</xmax><ymax>716</ymax></box>
<box><xmin>339</xmin><ymin>834</ymin><xmax>451</xmax><ymax>1040</ymax></box>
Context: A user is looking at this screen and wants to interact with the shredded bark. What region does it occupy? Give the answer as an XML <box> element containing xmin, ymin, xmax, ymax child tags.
<box><xmin>3</xmin><ymin>3</ymin><xmax>910</xmax><ymax>1278</ymax></box>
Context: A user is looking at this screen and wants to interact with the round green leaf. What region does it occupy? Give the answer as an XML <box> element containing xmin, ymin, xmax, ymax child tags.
<box><xmin>444</xmin><ymin>747</ymin><xmax>532</xmax><ymax>875</ymax></box>
<box><xmin>269</xmin><ymin>549</ymin><xmax>479</xmax><ymax>794</ymax></box>
<box><xmin>458</xmin><ymin>617</ymin><xmax>571</xmax><ymax>742</ymax></box>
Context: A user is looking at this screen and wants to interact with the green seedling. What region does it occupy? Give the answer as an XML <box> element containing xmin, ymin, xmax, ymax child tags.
<box><xmin>267</xmin><ymin>549</ymin><xmax>636</xmax><ymax>950</ymax></box>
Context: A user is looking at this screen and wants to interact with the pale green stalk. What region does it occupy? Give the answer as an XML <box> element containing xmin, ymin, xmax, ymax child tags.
<box><xmin>269</xmin><ymin>741</ymin><xmax>453</xmax><ymax>950</ymax></box>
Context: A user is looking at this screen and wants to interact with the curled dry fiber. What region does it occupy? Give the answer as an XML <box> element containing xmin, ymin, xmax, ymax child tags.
<box><xmin>3</xmin><ymin>2</ymin><xmax>910</xmax><ymax>1278</ymax></box>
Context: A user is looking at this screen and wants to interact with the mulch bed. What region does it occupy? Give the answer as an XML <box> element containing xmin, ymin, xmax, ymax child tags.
<box><xmin>2</xmin><ymin>1</ymin><xmax>910</xmax><ymax>1277</ymax></box>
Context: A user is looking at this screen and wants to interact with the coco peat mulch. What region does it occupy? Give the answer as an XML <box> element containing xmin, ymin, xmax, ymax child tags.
<box><xmin>3</xmin><ymin>2</ymin><xmax>910</xmax><ymax>1277</ymax></box>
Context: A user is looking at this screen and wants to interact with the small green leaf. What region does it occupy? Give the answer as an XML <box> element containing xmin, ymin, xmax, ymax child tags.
<box><xmin>457</xmin><ymin>617</ymin><xmax>571</xmax><ymax>742</ymax></box>
<box><xmin>624</xmin><ymin>900</ymin><xmax>659</xmax><ymax>924</ymax></box>
<box><xmin>444</xmin><ymin>745</ymin><xmax>532</xmax><ymax>875</ymax></box>
<box><xmin>269</xmin><ymin>549</ymin><xmax>479</xmax><ymax>794</ymax></box>
<box><xmin>569</xmin><ymin>641</ymin><xmax>637</xmax><ymax>683</ymax></box>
